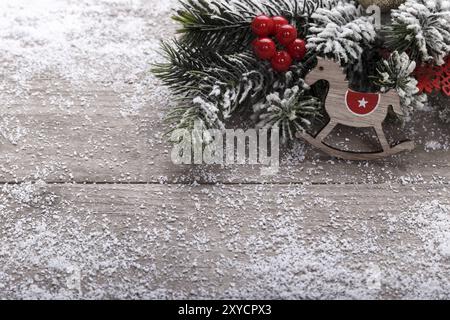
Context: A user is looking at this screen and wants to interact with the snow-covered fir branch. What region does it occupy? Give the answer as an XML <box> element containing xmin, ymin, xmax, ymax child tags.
<box><xmin>154</xmin><ymin>40</ymin><xmax>277</xmax><ymax>133</ymax></box>
<box><xmin>375</xmin><ymin>51</ymin><xmax>427</xmax><ymax>116</ymax></box>
<box><xmin>384</xmin><ymin>0</ymin><xmax>450</xmax><ymax>65</ymax></box>
<box><xmin>307</xmin><ymin>0</ymin><xmax>377</xmax><ymax>65</ymax></box>
<box><xmin>254</xmin><ymin>84</ymin><xmax>322</xmax><ymax>143</ymax></box>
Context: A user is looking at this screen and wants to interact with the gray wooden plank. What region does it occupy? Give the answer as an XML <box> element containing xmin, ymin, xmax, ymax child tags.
<box><xmin>1</xmin><ymin>59</ymin><xmax>449</xmax><ymax>185</ymax></box>
<box><xmin>0</xmin><ymin>108</ymin><xmax>448</xmax><ymax>184</ymax></box>
<box><xmin>1</xmin><ymin>182</ymin><xmax>449</xmax><ymax>299</ymax></box>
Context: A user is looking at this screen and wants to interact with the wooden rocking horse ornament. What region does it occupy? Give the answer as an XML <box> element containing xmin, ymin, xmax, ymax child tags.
<box><xmin>297</xmin><ymin>58</ymin><xmax>415</xmax><ymax>160</ymax></box>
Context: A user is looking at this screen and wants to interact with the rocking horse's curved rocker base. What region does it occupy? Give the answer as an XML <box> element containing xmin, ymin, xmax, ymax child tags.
<box><xmin>297</xmin><ymin>131</ymin><xmax>415</xmax><ymax>161</ymax></box>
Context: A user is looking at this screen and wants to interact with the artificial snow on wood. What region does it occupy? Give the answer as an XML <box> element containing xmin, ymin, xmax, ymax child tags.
<box><xmin>0</xmin><ymin>0</ymin><xmax>449</xmax><ymax>300</ymax></box>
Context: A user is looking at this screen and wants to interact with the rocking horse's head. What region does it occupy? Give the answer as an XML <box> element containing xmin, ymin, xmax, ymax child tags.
<box><xmin>304</xmin><ymin>57</ymin><xmax>345</xmax><ymax>86</ymax></box>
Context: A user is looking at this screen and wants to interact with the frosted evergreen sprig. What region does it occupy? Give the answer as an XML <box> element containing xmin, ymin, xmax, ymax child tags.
<box><xmin>165</xmin><ymin>98</ymin><xmax>224</xmax><ymax>137</ymax></box>
<box><xmin>255</xmin><ymin>85</ymin><xmax>322</xmax><ymax>143</ymax></box>
<box><xmin>384</xmin><ymin>0</ymin><xmax>450</xmax><ymax>65</ymax></box>
<box><xmin>375</xmin><ymin>51</ymin><xmax>427</xmax><ymax>115</ymax></box>
<box><xmin>155</xmin><ymin>46</ymin><xmax>271</xmax><ymax>133</ymax></box>
<box><xmin>307</xmin><ymin>1</ymin><xmax>377</xmax><ymax>64</ymax></box>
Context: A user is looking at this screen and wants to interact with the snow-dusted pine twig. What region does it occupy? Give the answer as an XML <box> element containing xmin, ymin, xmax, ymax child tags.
<box><xmin>254</xmin><ymin>85</ymin><xmax>322</xmax><ymax>143</ymax></box>
<box><xmin>375</xmin><ymin>51</ymin><xmax>427</xmax><ymax>116</ymax></box>
<box><xmin>307</xmin><ymin>1</ymin><xmax>377</xmax><ymax>65</ymax></box>
<box><xmin>384</xmin><ymin>0</ymin><xmax>450</xmax><ymax>65</ymax></box>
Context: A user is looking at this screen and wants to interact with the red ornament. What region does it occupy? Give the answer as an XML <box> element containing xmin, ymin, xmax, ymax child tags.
<box><xmin>287</xmin><ymin>39</ymin><xmax>307</xmax><ymax>60</ymax></box>
<box><xmin>271</xmin><ymin>16</ymin><xmax>289</xmax><ymax>34</ymax></box>
<box><xmin>415</xmin><ymin>56</ymin><xmax>450</xmax><ymax>96</ymax></box>
<box><xmin>253</xmin><ymin>38</ymin><xmax>276</xmax><ymax>60</ymax></box>
<box><xmin>440</xmin><ymin>57</ymin><xmax>450</xmax><ymax>96</ymax></box>
<box><xmin>251</xmin><ymin>15</ymin><xmax>274</xmax><ymax>37</ymax></box>
<box><xmin>443</xmin><ymin>78</ymin><xmax>450</xmax><ymax>96</ymax></box>
<box><xmin>271</xmin><ymin>51</ymin><xmax>292</xmax><ymax>72</ymax></box>
<box><xmin>276</xmin><ymin>24</ymin><xmax>298</xmax><ymax>46</ymax></box>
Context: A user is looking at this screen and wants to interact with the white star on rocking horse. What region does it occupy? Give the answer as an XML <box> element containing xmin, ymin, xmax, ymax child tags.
<box><xmin>358</xmin><ymin>98</ymin><xmax>368</xmax><ymax>108</ymax></box>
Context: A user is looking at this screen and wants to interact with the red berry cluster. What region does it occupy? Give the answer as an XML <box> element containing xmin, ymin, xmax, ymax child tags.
<box><xmin>415</xmin><ymin>55</ymin><xmax>450</xmax><ymax>96</ymax></box>
<box><xmin>251</xmin><ymin>15</ymin><xmax>306</xmax><ymax>72</ymax></box>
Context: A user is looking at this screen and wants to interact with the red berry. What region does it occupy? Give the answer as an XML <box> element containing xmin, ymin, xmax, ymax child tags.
<box><xmin>287</xmin><ymin>39</ymin><xmax>307</xmax><ymax>60</ymax></box>
<box><xmin>271</xmin><ymin>16</ymin><xmax>289</xmax><ymax>34</ymax></box>
<box><xmin>253</xmin><ymin>38</ymin><xmax>276</xmax><ymax>60</ymax></box>
<box><xmin>251</xmin><ymin>15</ymin><xmax>274</xmax><ymax>37</ymax></box>
<box><xmin>276</xmin><ymin>24</ymin><xmax>298</xmax><ymax>46</ymax></box>
<box><xmin>271</xmin><ymin>51</ymin><xmax>292</xmax><ymax>72</ymax></box>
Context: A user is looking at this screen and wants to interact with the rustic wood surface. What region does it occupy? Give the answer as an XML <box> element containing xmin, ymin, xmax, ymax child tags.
<box><xmin>0</xmin><ymin>0</ymin><xmax>449</xmax><ymax>300</ymax></box>
<box><xmin>1</xmin><ymin>183</ymin><xmax>449</xmax><ymax>299</ymax></box>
